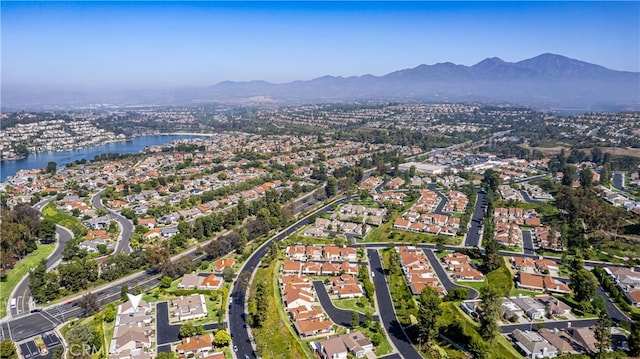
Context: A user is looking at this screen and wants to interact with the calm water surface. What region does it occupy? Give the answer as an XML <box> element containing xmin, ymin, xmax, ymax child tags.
<box><xmin>1</xmin><ymin>134</ymin><xmax>204</xmax><ymax>182</ymax></box>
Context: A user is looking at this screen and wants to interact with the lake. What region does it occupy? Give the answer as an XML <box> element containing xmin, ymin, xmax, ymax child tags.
<box><xmin>1</xmin><ymin>134</ymin><xmax>205</xmax><ymax>182</ymax></box>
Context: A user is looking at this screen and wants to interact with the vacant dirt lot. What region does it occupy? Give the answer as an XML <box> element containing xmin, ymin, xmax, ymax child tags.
<box><xmin>518</xmin><ymin>144</ymin><xmax>640</xmax><ymax>158</ymax></box>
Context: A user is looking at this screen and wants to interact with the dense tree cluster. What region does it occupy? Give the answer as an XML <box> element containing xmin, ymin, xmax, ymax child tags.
<box><xmin>0</xmin><ymin>204</ymin><xmax>44</xmax><ymax>275</ymax></box>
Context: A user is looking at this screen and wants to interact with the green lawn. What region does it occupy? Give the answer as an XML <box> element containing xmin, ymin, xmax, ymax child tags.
<box><xmin>332</xmin><ymin>297</ymin><xmax>376</xmax><ymax>316</ymax></box>
<box><xmin>485</xmin><ymin>260</ymin><xmax>513</xmax><ymax>297</ymax></box>
<box><xmin>42</xmin><ymin>203</ymin><xmax>87</xmax><ymax>237</ymax></box>
<box><xmin>0</xmin><ymin>243</ymin><xmax>55</xmax><ymax>318</ymax></box>
<box><xmin>439</xmin><ymin>302</ymin><xmax>520</xmax><ymax>359</ymax></box>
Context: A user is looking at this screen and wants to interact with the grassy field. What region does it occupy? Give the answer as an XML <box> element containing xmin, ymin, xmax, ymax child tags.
<box><xmin>485</xmin><ymin>260</ymin><xmax>513</xmax><ymax>297</ymax></box>
<box><xmin>249</xmin><ymin>260</ymin><xmax>311</xmax><ymax>359</ymax></box>
<box><xmin>332</xmin><ymin>297</ymin><xmax>376</xmax><ymax>316</ymax></box>
<box><xmin>365</xmin><ymin>219</ymin><xmax>462</xmax><ymax>245</ymax></box>
<box><xmin>0</xmin><ymin>243</ymin><xmax>55</xmax><ymax>318</ymax></box>
<box><xmin>42</xmin><ymin>203</ymin><xmax>87</xmax><ymax>237</ymax></box>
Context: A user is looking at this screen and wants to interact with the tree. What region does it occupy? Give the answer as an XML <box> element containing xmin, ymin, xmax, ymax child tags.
<box><xmin>478</xmin><ymin>285</ymin><xmax>501</xmax><ymax>341</ymax></box>
<box><xmin>326</xmin><ymin>177</ymin><xmax>337</xmax><ymax>197</ymax></box>
<box><xmin>222</xmin><ymin>267</ymin><xmax>234</xmax><ymax>283</ymax></box>
<box><xmin>51</xmin><ymin>347</ymin><xmax>63</xmax><ymax>359</ymax></box>
<box><xmin>159</xmin><ymin>276</ymin><xmax>172</xmax><ymax>289</ymax></box>
<box><xmin>39</xmin><ymin>218</ymin><xmax>57</xmax><ymax>243</ymax></box>
<box><xmin>103</xmin><ymin>303</ymin><xmax>116</xmax><ymax>322</ymax></box>
<box><xmin>562</xmin><ymin>165</ymin><xmax>577</xmax><ymax>186</ymax></box>
<box><xmin>179</xmin><ymin>323</ymin><xmax>196</xmax><ymax>338</ymax></box>
<box><xmin>351</xmin><ymin>310</ymin><xmax>359</xmax><ymax>328</ymax></box>
<box><xmin>0</xmin><ymin>339</ymin><xmax>17</xmax><ymax>359</ymax></box>
<box><xmin>121</xmin><ymin>285</ymin><xmax>129</xmax><ymax>301</ymax></box>
<box><xmin>213</xmin><ymin>329</ymin><xmax>231</xmax><ymax>347</ymax></box>
<box><xmin>416</xmin><ymin>286</ymin><xmax>441</xmax><ymax>346</ymax></box>
<box><xmin>46</xmin><ymin>161</ymin><xmax>57</xmax><ymax>174</ymax></box>
<box><xmin>579</xmin><ymin>169</ymin><xmax>593</xmax><ymax>187</ymax></box>
<box><xmin>79</xmin><ymin>292</ymin><xmax>100</xmax><ymax>316</ymax></box>
<box><xmin>629</xmin><ymin>327</ymin><xmax>640</xmax><ymax>356</ymax></box>
<box><xmin>570</xmin><ymin>269</ymin><xmax>598</xmax><ymax>303</ymax></box>
<box><xmin>443</xmin><ymin>288</ymin><xmax>469</xmax><ymax>301</ymax></box>
<box><xmin>594</xmin><ymin>310</ymin><xmax>611</xmax><ymax>358</ymax></box>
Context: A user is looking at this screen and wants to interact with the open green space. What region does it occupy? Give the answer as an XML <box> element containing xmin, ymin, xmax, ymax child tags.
<box><xmin>42</xmin><ymin>202</ymin><xmax>87</xmax><ymax>237</ymax></box>
<box><xmin>440</xmin><ymin>302</ymin><xmax>521</xmax><ymax>359</ymax></box>
<box><xmin>248</xmin><ymin>260</ymin><xmax>312</xmax><ymax>359</ymax></box>
<box><xmin>332</xmin><ymin>297</ymin><xmax>376</xmax><ymax>316</ymax></box>
<box><xmin>0</xmin><ymin>243</ymin><xmax>55</xmax><ymax>318</ymax></box>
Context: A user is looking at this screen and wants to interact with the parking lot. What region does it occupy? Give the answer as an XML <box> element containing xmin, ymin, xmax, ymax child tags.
<box><xmin>19</xmin><ymin>332</ymin><xmax>61</xmax><ymax>359</ymax></box>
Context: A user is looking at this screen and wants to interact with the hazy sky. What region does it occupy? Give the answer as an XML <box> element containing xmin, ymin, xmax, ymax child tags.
<box><xmin>2</xmin><ymin>1</ymin><xmax>639</xmax><ymax>90</ymax></box>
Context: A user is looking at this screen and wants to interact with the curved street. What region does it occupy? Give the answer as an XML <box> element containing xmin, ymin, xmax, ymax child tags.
<box><xmin>91</xmin><ymin>189</ymin><xmax>134</xmax><ymax>254</ymax></box>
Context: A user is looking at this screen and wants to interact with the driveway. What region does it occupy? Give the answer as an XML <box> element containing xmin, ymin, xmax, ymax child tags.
<box><xmin>311</xmin><ymin>281</ymin><xmax>378</xmax><ymax>327</ymax></box>
<box><xmin>368</xmin><ymin>249</ymin><xmax>422</xmax><ymax>359</ymax></box>
<box><xmin>422</xmin><ymin>249</ymin><xmax>479</xmax><ymax>300</ymax></box>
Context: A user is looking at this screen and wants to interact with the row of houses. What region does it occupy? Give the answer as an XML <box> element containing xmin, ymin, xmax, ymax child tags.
<box><xmin>516</xmin><ymin>272</ymin><xmax>570</xmax><ymax>294</ymax></box>
<box><xmin>279</xmin><ymin>275</ymin><xmax>334</xmax><ymax>338</ymax></box>
<box><xmin>604</xmin><ymin>266</ymin><xmax>640</xmax><ymax>308</ymax></box>
<box><xmin>511</xmin><ymin>256</ymin><xmax>560</xmax><ymax>276</ymax></box>
<box><xmin>441</xmin><ymin>252</ymin><xmax>484</xmax><ymax>281</ymax></box>
<box><xmin>462</xmin><ymin>294</ymin><xmax>570</xmax><ymax>322</ymax></box>
<box><xmin>397</xmin><ymin>246</ymin><xmax>445</xmax><ymax>295</ymax></box>
<box><xmin>282</xmin><ymin>259</ymin><xmax>360</xmax><ymax>278</ymax></box>
<box><xmin>309</xmin><ymin>331</ymin><xmax>374</xmax><ymax>359</ymax></box>
<box><xmin>109</xmin><ymin>294</ymin><xmax>154</xmax><ymax>359</ymax></box>
<box><xmin>393</xmin><ymin>189</ymin><xmax>464</xmax><ymax>237</ymax></box>
<box><xmin>285</xmin><ymin>245</ymin><xmax>358</xmax><ymax>262</ymax></box>
<box><xmin>511</xmin><ymin>326</ymin><xmax>610</xmax><ymax>358</ymax></box>
<box><xmin>303</xmin><ymin>217</ymin><xmax>370</xmax><ymax>238</ymax></box>
<box><xmin>534</xmin><ymin>226</ymin><xmax>564</xmax><ymax>252</ymax></box>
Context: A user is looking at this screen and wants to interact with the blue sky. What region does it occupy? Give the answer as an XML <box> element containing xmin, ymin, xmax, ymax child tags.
<box><xmin>2</xmin><ymin>1</ymin><xmax>639</xmax><ymax>90</ymax></box>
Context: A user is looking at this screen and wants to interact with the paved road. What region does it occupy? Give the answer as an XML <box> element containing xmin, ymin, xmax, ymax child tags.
<box><xmin>463</xmin><ymin>189</ymin><xmax>486</xmax><ymax>248</ymax></box>
<box><xmin>429</xmin><ymin>185</ymin><xmax>449</xmax><ymax>215</ymax></box>
<box><xmin>10</xmin><ymin>200</ymin><xmax>74</xmax><ymax>318</ymax></box>
<box><xmin>311</xmin><ymin>281</ymin><xmax>378</xmax><ymax>327</ymax></box>
<box><xmin>612</xmin><ymin>172</ymin><xmax>625</xmax><ymax>192</ymax></box>
<box><xmin>514</xmin><ymin>174</ymin><xmax>547</xmax><ymax>184</ymax></box>
<box><xmin>596</xmin><ymin>286</ymin><xmax>632</xmax><ymax>324</ymax></box>
<box><xmin>156</xmin><ymin>301</ymin><xmax>219</xmax><ymax>352</ymax></box>
<box><xmin>520</xmin><ymin>190</ymin><xmax>540</xmax><ymax>204</ymax></box>
<box><xmin>522</xmin><ymin>230</ymin><xmax>535</xmax><ymax>256</ymax></box>
<box><xmin>91</xmin><ymin>189</ymin><xmax>134</xmax><ymax>254</ymax></box>
<box><xmin>229</xmin><ymin>196</ymin><xmax>352</xmax><ymax>359</ymax></box>
<box><xmin>422</xmin><ymin>249</ymin><xmax>479</xmax><ymax>300</ymax></box>
<box><xmin>368</xmin><ymin>249</ymin><xmax>422</xmax><ymax>359</ymax></box>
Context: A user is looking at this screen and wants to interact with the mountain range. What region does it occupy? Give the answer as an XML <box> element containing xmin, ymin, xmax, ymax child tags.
<box><xmin>3</xmin><ymin>53</ymin><xmax>639</xmax><ymax>112</ymax></box>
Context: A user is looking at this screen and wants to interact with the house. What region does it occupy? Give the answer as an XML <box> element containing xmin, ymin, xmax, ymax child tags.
<box><xmin>340</xmin><ymin>247</ymin><xmax>357</xmax><ymax>262</ymax></box>
<box><xmin>542</xmin><ymin>276</ymin><xmax>571</xmax><ymax>294</ymax></box>
<box><xmin>321</xmin><ymin>262</ymin><xmax>340</xmax><ymax>275</ymax></box>
<box><xmin>501</xmin><ymin>299</ymin><xmax>525</xmax><ymax>320</ymax></box>
<box><xmin>85</xmin><ymin>216</ymin><xmax>110</xmax><ymax>230</ymax></box>
<box><xmin>517</xmin><ymin>272</ymin><xmax>545</xmax><ymax>292</ymax></box>
<box><xmin>324</xmin><ymin>246</ymin><xmax>341</xmax><ymax>261</ymax></box>
<box><xmin>538</xmin><ymin>329</ymin><xmax>577</xmax><ymax>355</ymax></box>
<box><xmin>161</xmin><ymin>227</ymin><xmax>179</xmax><ymax>238</ymax></box>
<box><xmin>511</xmin><ymin>296</ymin><xmax>546</xmax><ymax>320</ymax></box>
<box><xmin>512</xmin><ymin>329</ymin><xmax>558</xmax><ymax>358</ymax></box>
<box><xmin>176</xmin><ymin>334</ymin><xmax>214</xmax><ymax>356</ymax></box>
<box><xmin>171</xmin><ymin>294</ymin><xmax>208</xmax><ymax>321</ymax></box>
<box><xmin>333</xmin><ymin>284</ymin><xmax>364</xmax><ymax>299</ymax></box>
<box><xmin>282</xmin><ymin>259</ymin><xmax>301</xmax><ymax>274</ymax></box>
<box><xmin>214</xmin><ymin>258</ymin><xmax>235</xmax><ymax>272</ymax></box>
<box><xmin>283</xmin><ymin>287</ymin><xmax>315</xmax><ymax>310</ymax></box>
<box><xmin>286</xmin><ymin>245</ymin><xmax>307</xmax><ymax>260</ymax></box>
<box><xmin>513</xmin><ymin>256</ymin><xmax>537</xmax><ymax>273</ymax></box>
<box><xmin>314</xmin><ymin>331</ymin><xmax>374</xmax><ymax>359</ymax></box>
<box><xmin>178</xmin><ymin>274</ymin><xmax>203</xmax><ymax>290</ymax></box>
<box><xmin>199</xmin><ymin>274</ymin><xmax>223</xmax><ymax>290</ymax></box>
<box><xmin>567</xmin><ymin>327</ymin><xmax>598</xmax><ymax>353</ymax></box>
<box><xmin>111</xmin><ymin>325</ymin><xmax>151</xmax><ymax>355</ymax></box>
<box><xmin>289</xmin><ymin>305</ymin><xmax>324</xmax><ymax>321</ymax></box>
<box><xmin>143</xmin><ymin>229</ymin><xmax>162</xmax><ymax>240</ymax></box>
<box><xmin>119</xmin><ymin>294</ymin><xmax>151</xmax><ymax>315</ymax></box>
<box><xmin>536</xmin><ymin>295</ymin><xmax>571</xmax><ymax>317</ymax></box>
<box><xmin>294</xmin><ymin>318</ymin><xmax>333</xmax><ymax>337</ymax></box>
<box><xmin>137</xmin><ymin>218</ymin><xmax>156</xmax><ymax>229</ymax></box>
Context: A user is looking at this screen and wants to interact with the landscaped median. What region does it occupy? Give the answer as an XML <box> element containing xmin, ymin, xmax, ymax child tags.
<box><xmin>0</xmin><ymin>243</ymin><xmax>55</xmax><ymax>318</ymax></box>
